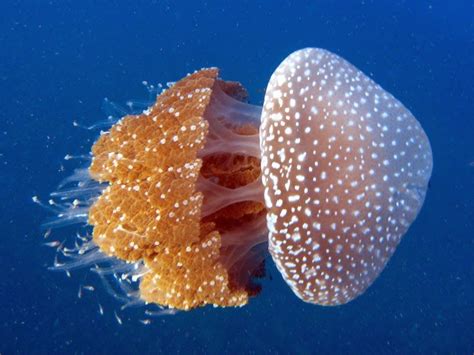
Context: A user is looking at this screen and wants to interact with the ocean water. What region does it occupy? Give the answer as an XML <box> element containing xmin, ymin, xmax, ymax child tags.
<box><xmin>1</xmin><ymin>0</ymin><xmax>473</xmax><ymax>354</ymax></box>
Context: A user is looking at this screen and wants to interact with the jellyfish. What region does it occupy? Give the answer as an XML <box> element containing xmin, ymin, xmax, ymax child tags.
<box><xmin>37</xmin><ymin>48</ymin><xmax>432</xmax><ymax>311</ymax></box>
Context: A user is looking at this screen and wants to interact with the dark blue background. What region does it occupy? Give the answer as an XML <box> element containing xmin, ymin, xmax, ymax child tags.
<box><xmin>1</xmin><ymin>0</ymin><xmax>473</xmax><ymax>353</ymax></box>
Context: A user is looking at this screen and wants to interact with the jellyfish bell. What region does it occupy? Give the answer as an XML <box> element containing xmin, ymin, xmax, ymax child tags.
<box><xmin>36</xmin><ymin>47</ymin><xmax>432</xmax><ymax>313</ymax></box>
<box><xmin>260</xmin><ymin>48</ymin><xmax>433</xmax><ymax>305</ymax></box>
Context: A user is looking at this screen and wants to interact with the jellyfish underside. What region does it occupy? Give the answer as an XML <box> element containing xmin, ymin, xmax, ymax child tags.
<box><xmin>193</xmin><ymin>79</ymin><xmax>267</xmax><ymax>296</ymax></box>
<box><xmin>87</xmin><ymin>69</ymin><xmax>268</xmax><ymax>310</ymax></box>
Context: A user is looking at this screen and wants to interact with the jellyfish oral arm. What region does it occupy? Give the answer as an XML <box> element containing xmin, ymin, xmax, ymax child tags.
<box><xmin>197</xmin><ymin>176</ymin><xmax>264</xmax><ymax>217</ymax></box>
<box><xmin>84</xmin><ymin>68</ymin><xmax>269</xmax><ymax>310</ymax></box>
<box><xmin>198</xmin><ymin>83</ymin><xmax>262</xmax><ymax>158</ymax></box>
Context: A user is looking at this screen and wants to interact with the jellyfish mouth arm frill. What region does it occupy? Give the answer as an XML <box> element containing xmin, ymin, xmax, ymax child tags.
<box><xmin>85</xmin><ymin>68</ymin><xmax>268</xmax><ymax>311</ymax></box>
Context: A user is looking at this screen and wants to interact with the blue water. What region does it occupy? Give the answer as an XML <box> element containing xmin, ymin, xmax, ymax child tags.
<box><xmin>1</xmin><ymin>0</ymin><xmax>473</xmax><ymax>353</ymax></box>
